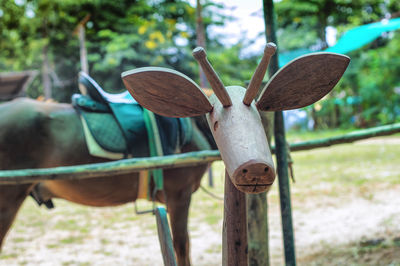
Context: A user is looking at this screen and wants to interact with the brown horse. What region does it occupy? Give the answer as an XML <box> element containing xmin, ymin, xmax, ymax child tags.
<box><xmin>0</xmin><ymin>97</ymin><xmax>213</xmax><ymax>266</ymax></box>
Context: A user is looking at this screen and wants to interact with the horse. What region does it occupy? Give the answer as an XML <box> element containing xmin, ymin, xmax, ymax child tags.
<box><xmin>0</xmin><ymin>97</ymin><xmax>215</xmax><ymax>266</ymax></box>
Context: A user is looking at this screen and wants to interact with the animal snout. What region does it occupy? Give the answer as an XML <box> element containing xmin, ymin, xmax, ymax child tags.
<box><xmin>231</xmin><ymin>160</ymin><xmax>276</xmax><ymax>194</ymax></box>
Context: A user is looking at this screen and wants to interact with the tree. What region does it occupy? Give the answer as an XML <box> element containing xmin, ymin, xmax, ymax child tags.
<box><xmin>274</xmin><ymin>0</ymin><xmax>400</xmax><ymax>128</ymax></box>
<box><xmin>275</xmin><ymin>0</ymin><xmax>387</xmax><ymax>50</ymax></box>
<box><xmin>0</xmin><ymin>0</ymin><xmax>230</xmax><ymax>101</ymax></box>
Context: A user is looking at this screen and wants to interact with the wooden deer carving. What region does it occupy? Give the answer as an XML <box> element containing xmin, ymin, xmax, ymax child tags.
<box><xmin>122</xmin><ymin>43</ymin><xmax>350</xmax><ymax>194</ymax></box>
<box><xmin>122</xmin><ymin>44</ymin><xmax>349</xmax><ymax>265</ymax></box>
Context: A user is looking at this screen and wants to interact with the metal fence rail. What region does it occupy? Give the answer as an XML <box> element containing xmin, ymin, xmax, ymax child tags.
<box><xmin>1</xmin><ymin>123</ymin><xmax>399</xmax><ymax>184</ymax></box>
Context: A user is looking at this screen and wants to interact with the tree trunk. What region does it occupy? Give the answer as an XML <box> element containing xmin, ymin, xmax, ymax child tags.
<box><xmin>79</xmin><ymin>25</ymin><xmax>89</xmax><ymax>74</ymax></box>
<box><xmin>42</xmin><ymin>44</ymin><xmax>52</xmax><ymax>99</ymax></box>
<box><xmin>196</xmin><ymin>0</ymin><xmax>208</xmax><ymax>88</ymax></box>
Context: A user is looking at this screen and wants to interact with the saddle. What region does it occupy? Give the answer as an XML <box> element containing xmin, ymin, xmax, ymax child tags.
<box><xmin>73</xmin><ymin>72</ymin><xmax>193</xmax><ymax>159</ymax></box>
<box><xmin>31</xmin><ymin>72</ymin><xmax>193</xmax><ymax>209</ymax></box>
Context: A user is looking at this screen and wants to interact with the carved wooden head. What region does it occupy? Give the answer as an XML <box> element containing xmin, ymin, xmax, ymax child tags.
<box><xmin>122</xmin><ymin>44</ymin><xmax>350</xmax><ymax>194</ymax></box>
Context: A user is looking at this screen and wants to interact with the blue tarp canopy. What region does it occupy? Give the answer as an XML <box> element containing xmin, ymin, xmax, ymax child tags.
<box><xmin>279</xmin><ymin>17</ymin><xmax>400</xmax><ymax>67</ymax></box>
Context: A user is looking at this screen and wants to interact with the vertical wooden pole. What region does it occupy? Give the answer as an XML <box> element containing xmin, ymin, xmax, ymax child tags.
<box><xmin>263</xmin><ymin>0</ymin><xmax>297</xmax><ymax>265</ymax></box>
<box><xmin>195</xmin><ymin>0</ymin><xmax>208</xmax><ymax>89</ymax></box>
<box><xmin>42</xmin><ymin>44</ymin><xmax>52</xmax><ymax>99</ymax></box>
<box><xmin>196</xmin><ymin>0</ymin><xmax>214</xmax><ymax>187</ymax></box>
<box><xmin>247</xmin><ymin>97</ymin><xmax>273</xmax><ymax>266</ymax></box>
<box><xmin>207</xmin><ymin>166</ymin><xmax>214</xmax><ymax>187</ymax></box>
<box><xmin>223</xmin><ymin>170</ymin><xmax>248</xmax><ymax>266</ymax></box>
<box><xmin>79</xmin><ymin>25</ymin><xmax>89</xmax><ymax>74</ymax></box>
<box><xmin>247</xmin><ymin>193</ymin><xmax>270</xmax><ymax>266</ymax></box>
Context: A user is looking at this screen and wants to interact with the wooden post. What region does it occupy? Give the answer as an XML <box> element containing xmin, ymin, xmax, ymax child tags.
<box><xmin>247</xmin><ymin>192</ymin><xmax>270</xmax><ymax>266</ymax></box>
<box><xmin>222</xmin><ymin>170</ymin><xmax>248</xmax><ymax>266</ymax></box>
<box><xmin>195</xmin><ymin>0</ymin><xmax>208</xmax><ymax>89</ymax></box>
<box><xmin>74</xmin><ymin>14</ymin><xmax>91</xmax><ymax>74</ymax></box>
<box><xmin>196</xmin><ymin>0</ymin><xmax>214</xmax><ymax>187</ymax></box>
<box><xmin>246</xmin><ymin>111</ymin><xmax>274</xmax><ymax>266</ymax></box>
<box><xmin>263</xmin><ymin>0</ymin><xmax>297</xmax><ymax>265</ymax></box>
<box><xmin>155</xmin><ymin>207</ymin><xmax>177</xmax><ymax>266</ymax></box>
<box><xmin>78</xmin><ymin>25</ymin><xmax>89</xmax><ymax>74</ymax></box>
<box><xmin>42</xmin><ymin>44</ymin><xmax>52</xmax><ymax>99</ymax></box>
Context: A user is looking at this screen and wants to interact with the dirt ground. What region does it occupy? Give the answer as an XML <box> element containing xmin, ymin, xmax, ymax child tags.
<box><xmin>1</xmin><ymin>137</ymin><xmax>400</xmax><ymax>265</ymax></box>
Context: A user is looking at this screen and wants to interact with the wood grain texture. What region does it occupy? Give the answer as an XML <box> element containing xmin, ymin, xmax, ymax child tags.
<box><xmin>243</xmin><ymin>43</ymin><xmax>276</xmax><ymax>106</ymax></box>
<box><xmin>222</xmin><ymin>171</ymin><xmax>248</xmax><ymax>266</ymax></box>
<box><xmin>256</xmin><ymin>52</ymin><xmax>350</xmax><ymax>111</ymax></box>
<box><xmin>122</xmin><ymin>67</ymin><xmax>212</xmax><ymax>118</ymax></box>
<box><xmin>193</xmin><ymin>47</ymin><xmax>232</xmax><ymax>107</ymax></box>
<box><xmin>155</xmin><ymin>207</ymin><xmax>177</xmax><ymax>266</ymax></box>
<box><xmin>247</xmin><ymin>193</ymin><xmax>270</xmax><ymax>266</ymax></box>
<box><xmin>206</xmin><ymin>86</ymin><xmax>275</xmax><ymax>194</ymax></box>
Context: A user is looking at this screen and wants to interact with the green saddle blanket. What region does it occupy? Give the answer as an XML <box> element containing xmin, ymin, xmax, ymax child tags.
<box><xmin>72</xmin><ymin>94</ymin><xmax>193</xmax><ymax>159</ymax></box>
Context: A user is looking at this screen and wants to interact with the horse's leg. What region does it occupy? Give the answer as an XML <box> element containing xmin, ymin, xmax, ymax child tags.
<box><xmin>167</xmin><ymin>188</ymin><xmax>192</xmax><ymax>266</ymax></box>
<box><xmin>0</xmin><ymin>184</ymin><xmax>33</xmax><ymax>251</ymax></box>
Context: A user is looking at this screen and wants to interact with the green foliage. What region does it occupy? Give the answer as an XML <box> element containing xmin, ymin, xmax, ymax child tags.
<box><xmin>310</xmin><ymin>34</ymin><xmax>400</xmax><ymax>128</ymax></box>
<box><xmin>275</xmin><ymin>0</ymin><xmax>387</xmax><ymax>50</ymax></box>
<box><xmin>206</xmin><ymin>43</ymin><xmax>259</xmax><ymax>87</ymax></box>
<box><xmin>275</xmin><ymin>0</ymin><xmax>400</xmax><ymax>128</ymax></box>
<box><xmin>347</xmin><ymin>33</ymin><xmax>400</xmax><ymax>125</ymax></box>
<box><xmin>0</xmin><ymin>0</ymin><xmax>231</xmax><ymax>102</ymax></box>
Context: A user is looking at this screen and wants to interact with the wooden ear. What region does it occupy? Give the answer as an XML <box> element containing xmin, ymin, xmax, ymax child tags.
<box><xmin>122</xmin><ymin>67</ymin><xmax>213</xmax><ymax>117</ymax></box>
<box><xmin>256</xmin><ymin>53</ymin><xmax>350</xmax><ymax>111</ymax></box>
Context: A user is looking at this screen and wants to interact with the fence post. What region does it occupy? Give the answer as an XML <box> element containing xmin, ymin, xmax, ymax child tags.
<box><xmin>222</xmin><ymin>170</ymin><xmax>248</xmax><ymax>266</ymax></box>
<box><xmin>155</xmin><ymin>206</ymin><xmax>177</xmax><ymax>266</ymax></box>
<box><xmin>263</xmin><ymin>0</ymin><xmax>297</xmax><ymax>265</ymax></box>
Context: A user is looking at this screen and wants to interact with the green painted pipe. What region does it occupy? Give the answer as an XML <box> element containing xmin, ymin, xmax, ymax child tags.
<box><xmin>1</xmin><ymin>123</ymin><xmax>399</xmax><ymax>184</ymax></box>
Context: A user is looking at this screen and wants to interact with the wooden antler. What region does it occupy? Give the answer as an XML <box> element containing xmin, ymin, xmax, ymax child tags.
<box><xmin>192</xmin><ymin>47</ymin><xmax>232</xmax><ymax>107</ymax></box>
<box><xmin>243</xmin><ymin>43</ymin><xmax>277</xmax><ymax>106</ymax></box>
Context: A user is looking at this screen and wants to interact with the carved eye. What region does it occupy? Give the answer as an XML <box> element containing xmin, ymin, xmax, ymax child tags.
<box><xmin>213</xmin><ymin>121</ymin><xmax>219</xmax><ymax>131</ymax></box>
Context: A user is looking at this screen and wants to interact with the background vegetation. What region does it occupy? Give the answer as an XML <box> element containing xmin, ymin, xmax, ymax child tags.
<box><xmin>0</xmin><ymin>0</ymin><xmax>399</xmax><ymax>128</ymax></box>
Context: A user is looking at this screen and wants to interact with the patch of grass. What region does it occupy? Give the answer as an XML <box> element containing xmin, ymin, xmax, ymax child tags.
<box><xmin>102</xmin><ymin>251</ymin><xmax>114</xmax><ymax>256</ymax></box>
<box><xmin>0</xmin><ymin>253</ymin><xmax>18</xmax><ymax>259</ymax></box>
<box><xmin>381</xmin><ymin>214</ymin><xmax>400</xmax><ymax>228</ymax></box>
<box><xmin>46</xmin><ymin>243</ymin><xmax>60</xmax><ymax>249</ymax></box>
<box><xmin>203</xmin><ymin>212</ymin><xmax>222</xmax><ymax>226</ymax></box>
<box><xmin>61</xmin><ymin>261</ymin><xmax>77</xmax><ymax>266</ymax></box>
<box><xmin>12</xmin><ymin>237</ymin><xmax>26</xmax><ymax>243</ymax></box>
<box><xmin>299</xmin><ymin>238</ymin><xmax>400</xmax><ymax>266</ymax></box>
<box><xmin>54</xmin><ymin>219</ymin><xmax>79</xmax><ymax>230</ymax></box>
<box><xmin>289</xmin><ymin>138</ymin><xmax>400</xmax><ymax>191</ymax></box>
<box><xmin>59</xmin><ymin>235</ymin><xmax>85</xmax><ymax>245</ymax></box>
<box><xmin>190</xmin><ymin>162</ymin><xmax>224</xmax><ymax>228</ymax></box>
<box><xmin>143</xmin><ymin>222</ymin><xmax>157</xmax><ymax>231</ymax></box>
<box><xmin>79</xmin><ymin>227</ymin><xmax>89</xmax><ymax>234</ymax></box>
<box><xmin>61</xmin><ymin>261</ymin><xmax>91</xmax><ymax>266</ymax></box>
<box><xmin>286</xmin><ymin>128</ymin><xmax>357</xmax><ymax>142</ymax></box>
<box><xmin>100</xmin><ymin>238</ymin><xmax>110</xmax><ymax>245</ymax></box>
<box><xmin>205</xmin><ymin>243</ymin><xmax>222</xmax><ymax>254</ymax></box>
